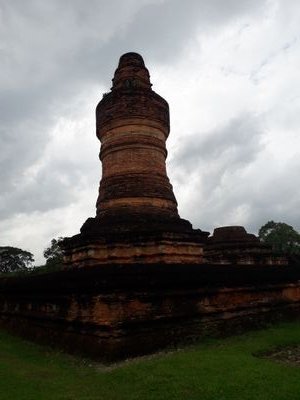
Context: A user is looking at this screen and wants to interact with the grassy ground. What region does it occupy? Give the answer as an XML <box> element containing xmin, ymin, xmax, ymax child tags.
<box><xmin>1</xmin><ymin>322</ymin><xmax>300</xmax><ymax>400</ymax></box>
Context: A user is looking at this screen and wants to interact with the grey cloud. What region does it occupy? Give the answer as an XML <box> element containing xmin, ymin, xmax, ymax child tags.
<box><xmin>107</xmin><ymin>0</ymin><xmax>268</xmax><ymax>63</ymax></box>
<box><xmin>0</xmin><ymin>119</ymin><xmax>50</xmax><ymax>193</ymax></box>
<box><xmin>172</xmin><ymin>114</ymin><xmax>264</xmax><ymax>184</ymax></box>
<box><xmin>171</xmin><ymin>113</ymin><xmax>300</xmax><ymax>235</ymax></box>
<box><xmin>0</xmin><ymin>156</ymin><xmax>96</xmax><ymax>219</ymax></box>
<box><xmin>244</xmin><ymin>157</ymin><xmax>300</xmax><ymax>233</ymax></box>
<box><xmin>169</xmin><ymin>114</ymin><xmax>266</xmax><ymax>231</ymax></box>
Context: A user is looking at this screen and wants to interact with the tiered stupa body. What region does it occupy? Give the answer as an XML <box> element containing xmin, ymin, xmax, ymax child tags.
<box><xmin>63</xmin><ymin>53</ymin><xmax>208</xmax><ymax>265</ymax></box>
<box><xmin>96</xmin><ymin>52</ymin><xmax>177</xmax><ymax>223</ymax></box>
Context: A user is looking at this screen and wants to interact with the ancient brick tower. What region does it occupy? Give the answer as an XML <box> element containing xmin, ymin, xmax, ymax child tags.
<box><xmin>63</xmin><ymin>52</ymin><xmax>208</xmax><ymax>265</ymax></box>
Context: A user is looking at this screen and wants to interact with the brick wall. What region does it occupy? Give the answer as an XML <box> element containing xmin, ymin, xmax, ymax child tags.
<box><xmin>1</xmin><ymin>263</ymin><xmax>300</xmax><ymax>361</ymax></box>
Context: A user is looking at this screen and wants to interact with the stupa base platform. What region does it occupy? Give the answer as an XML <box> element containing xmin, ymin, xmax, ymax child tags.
<box><xmin>63</xmin><ymin>215</ymin><xmax>209</xmax><ymax>266</ymax></box>
<box><xmin>1</xmin><ymin>263</ymin><xmax>300</xmax><ymax>362</ymax></box>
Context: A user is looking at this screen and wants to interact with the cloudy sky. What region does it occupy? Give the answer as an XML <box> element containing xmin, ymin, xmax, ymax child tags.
<box><xmin>1</xmin><ymin>0</ymin><xmax>300</xmax><ymax>264</ymax></box>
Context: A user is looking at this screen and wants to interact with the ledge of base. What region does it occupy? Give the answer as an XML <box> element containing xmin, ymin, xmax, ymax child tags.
<box><xmin>79</xmin><ymin>215</ymin><xmax>209</xmax><ymax>238</ymax></box>
<box><xmin>61</xmin><ymin>216</ymin><xmax>209</xmax><ymax>266</ymax></box>
<box><xmin>62</xmin><ymin>234</ymin><xmax>206</xmax><ymax>266</ymax></box>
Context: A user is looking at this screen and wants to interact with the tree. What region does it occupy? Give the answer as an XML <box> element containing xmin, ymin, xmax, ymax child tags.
<box><xmin>43</xmin><ymin>238</ymin><xmax>64</xmax><ymax>267</ymax></box>
<box><xmin>258</xmin><ymin>221</ymin><xmax>300</xmax><ymax>256</ymax></box>
<box><xmin>0</xmin><ymin>246</ymin><xmax>34</xmax><ymax>273</ymax></box>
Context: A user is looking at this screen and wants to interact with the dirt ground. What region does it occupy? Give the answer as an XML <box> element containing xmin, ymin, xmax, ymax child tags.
<box><xmin>261</xmin><ymin>345</ymin><xmax>300</xmax><ymax>366</ymax></box>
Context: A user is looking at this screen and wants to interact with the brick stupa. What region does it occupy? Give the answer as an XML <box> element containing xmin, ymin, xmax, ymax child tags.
<box><xmin>63</xmin><ymin>52</ymin><xmax>209</xmax><ymax>266</ymax></box>
<box><xmin>205</xmin><ymin>226</ymin><xmax>288</xmax><ymax>265</ymax></box>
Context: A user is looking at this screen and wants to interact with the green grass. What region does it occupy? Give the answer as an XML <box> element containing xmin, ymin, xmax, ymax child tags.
<box><xmin>1</xmin><ymin>322</ymin><xmax>300</xmax><ymax>400</ymax></box>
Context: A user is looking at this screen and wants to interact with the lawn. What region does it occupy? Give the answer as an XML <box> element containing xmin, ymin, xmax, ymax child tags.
<box><xmin>1</xmin><ymin>322</ymin><xmax>300</xmax><ymax>400</ymax></box>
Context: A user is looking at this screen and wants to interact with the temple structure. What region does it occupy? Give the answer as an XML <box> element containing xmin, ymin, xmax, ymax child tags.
<box><xmin>205</xmin><ymin>226</ymin><xmax>288</xmax><ymax>265</ymax></box>
<box><xmin>63</xmin><ymin>53</ymin><xmax>209</xmax><ymax>266</ymax></box>
<box><xmin>1</xmin><ymin>52</ymin><xmax>298</xmax><ymax>362</ymax></box>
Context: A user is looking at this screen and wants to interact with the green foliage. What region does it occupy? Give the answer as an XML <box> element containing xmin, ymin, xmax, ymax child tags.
<box><xmin>0</xmin><ymin>246</ymin><xmax>34</xmax><ymax>273</ymax></box>
<box><xmin>258</xmin><ymin>221</ymin><xmax>300</xmax><ymax>255</ymax></box>
<box><xmin>43</xmin><ymin>238</ymin><xmax>64</xmax><ymax>268</ymax></box>
<box><xmin>1</xmin><ymin>322</ymin><xmax>300</xmax><ymax>399</ymax></box>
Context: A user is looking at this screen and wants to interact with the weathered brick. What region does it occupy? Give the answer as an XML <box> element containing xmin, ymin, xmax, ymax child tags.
<box><xmin>63</xmin><ymin>52</ymin><xmax>209</xmax><ymax>265</ymax></box>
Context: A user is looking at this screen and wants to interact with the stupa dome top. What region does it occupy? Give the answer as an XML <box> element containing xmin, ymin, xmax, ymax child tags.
<box><xmin>118</xmin><ymin>52</ymin><xmax>145</xmax><ymax>69</ymax></box>
<box><xmin>112</xmin><ymin>52</ymin><xmax>151</xmax><ymax>90</ymax></box>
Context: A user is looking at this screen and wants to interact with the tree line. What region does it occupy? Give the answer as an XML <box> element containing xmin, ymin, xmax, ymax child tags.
<box><xmin>1</xmin><ymin>221</ymin><xmax>300</xmax><ymax>274</ymax></box>
<box><xmin>0</xmin><ymin>238</ymin><xmax>64</xmax><ymax>274</ymax></box>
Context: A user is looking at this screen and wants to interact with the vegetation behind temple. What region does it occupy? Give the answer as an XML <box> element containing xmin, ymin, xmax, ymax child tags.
<box><xmin>0</xmin><ymin>238</ymin><xmax>64</xmax><ymax>276</ymax></box>
<box><xmin>258</xmin><ymin>221</ymin><xmax>300</xmax><ymax>263</ymax></box>
<box><xmin>43</xmin><ymin>237</ymin><xmax>64</xmax><ymax>268</ymax></box>
<box><xmin>0</xmin><ymin>247</ymin><xmax>34</xmax><ymax>274</ymax></box>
